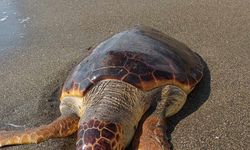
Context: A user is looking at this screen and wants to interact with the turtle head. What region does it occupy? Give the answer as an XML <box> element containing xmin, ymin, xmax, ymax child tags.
<box><xmin>76</xmin><ymin>119</ymin><xmax>125</xmax><ymax>150</ymax></box>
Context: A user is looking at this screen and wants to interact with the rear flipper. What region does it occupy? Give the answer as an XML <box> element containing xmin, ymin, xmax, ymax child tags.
<box><xmin>0</xmin><ymin>114</ymin><xmax>79</xmax><ymax>147</ymax></box>
<box><xmin>137</xmin><ymin>85</ymin><xmax>187</xmax><ymax>150</ymax></box>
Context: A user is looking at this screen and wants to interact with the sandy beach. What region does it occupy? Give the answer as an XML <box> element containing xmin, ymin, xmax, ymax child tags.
<box><xmin>0</xmin><ymin>0</ymin><xmax>249</xmax><ymax>149</ymax></box>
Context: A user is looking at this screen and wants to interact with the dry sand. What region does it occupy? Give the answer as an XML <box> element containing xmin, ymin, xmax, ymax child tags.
<box><xmin>0</xmin><ymin>0</ymin><xmax>249</xmax><ymax>149</ymax></box>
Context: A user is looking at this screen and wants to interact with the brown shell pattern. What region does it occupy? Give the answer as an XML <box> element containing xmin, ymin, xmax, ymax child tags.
<box><xmin>61</xmin><ymin>26</ymin><xmax>203</xmax><ymax>100</ymax></box>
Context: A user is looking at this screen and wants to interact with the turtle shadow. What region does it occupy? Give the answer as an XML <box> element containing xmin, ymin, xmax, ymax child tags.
<box><xmin>166</xmin><ymin>57</ymin><xmax>211</xmax><ymax>149</ymax></box>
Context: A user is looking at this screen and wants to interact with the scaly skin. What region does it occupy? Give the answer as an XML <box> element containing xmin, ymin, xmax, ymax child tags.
<box><xmin>137</xmin><ymin>85</ymin><xmax>187</xmax><ymax>150</ymax></box>
<box><xmin>76</xmin><ymin>119</ymin><xmax>124</xmax><ymax>150</ymax></box>
<box><xmin>137</xmin><ymin>114</ymin><xmax>171</xmax><ymax>150</ymax></box>
<box><xmin>71</xmin><ymin>80</ymin><xmax>158</xmax><ymax>150</ymax></box>
<box><xmin>0</xmin><ymin>114</ymin><xmax>79</xmax><ymax>147</ymax></box>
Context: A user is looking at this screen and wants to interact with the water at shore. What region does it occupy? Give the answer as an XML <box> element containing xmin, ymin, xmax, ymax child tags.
<box><xmin>0</xmin><ymin>0</ymin><xmax>28</xmax><ymax>51</ymax></box>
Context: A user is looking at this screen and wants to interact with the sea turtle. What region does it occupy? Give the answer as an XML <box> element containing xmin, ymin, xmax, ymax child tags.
<box><xmin>0</xmin><ymin>26</ymin><xmax>203</xmax><ymax>150</ymax></box>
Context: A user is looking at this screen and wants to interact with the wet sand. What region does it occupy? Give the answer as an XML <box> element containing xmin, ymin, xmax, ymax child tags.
<box><xmin>0</xmin><ymin>0</ymin><xmax>249</xmax><ymax>149</ymax></box>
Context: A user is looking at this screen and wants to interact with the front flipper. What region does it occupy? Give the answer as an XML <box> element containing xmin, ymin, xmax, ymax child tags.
<box><xmin>137</xmin><ymin>85</ymin><xmax>187</xmax><ymax>150</ymax></box>
<box><xmin>0</xmin><ymin>114</ymin><xmax>79</xmax><ymax>147</ymax></box>
<box><xmin>137</xmin><ymin>114</ymin><xmax>171</xmax><ymax>150</ymax></box>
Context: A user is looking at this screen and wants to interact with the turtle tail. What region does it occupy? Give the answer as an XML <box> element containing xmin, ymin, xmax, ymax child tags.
<box><xmin>0</xmin><ymin>114</ymin><xmax>79</xmax><ymax>147</ymax></box>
